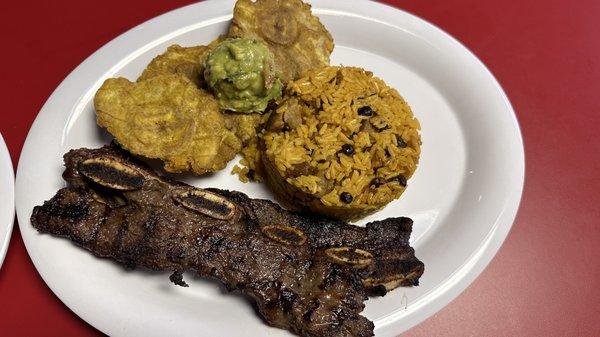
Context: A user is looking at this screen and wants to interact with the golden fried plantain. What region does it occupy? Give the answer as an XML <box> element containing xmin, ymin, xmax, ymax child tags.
<box><xmin>138</xmin><ymin>38</ymin><xmax>225</xmax><ymax>85</ymax></box>
<box><xmin>138</xmin><ymin>44</ymin><xmax>209</xmax><ymax>86</ymax></box>
<box><xmin>223</xmin><ymin>112</ymin><xmax>266</xmax><ymax>145</ymax></box>
<box><xmin>138</xmin><ymin>41</ymin><xmax>266</xmax><ymax>147</ymax></box>
<box><xmin>228</xmin><ymin>0</ymin><xmax>334</xmax><ymax>83</ymax></box>
<box><xmin>94</xmin><ymin>74</ymin><xmax>242</xmax><ymax>175</ymax></box>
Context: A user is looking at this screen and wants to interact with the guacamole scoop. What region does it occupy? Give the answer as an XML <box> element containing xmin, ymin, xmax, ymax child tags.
<box><xmin>204</xmin><ymin>38</ymin><xmax>282</xmax><ymax>113</ymax></box>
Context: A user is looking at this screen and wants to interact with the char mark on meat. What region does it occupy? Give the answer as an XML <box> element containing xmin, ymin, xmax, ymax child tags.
<box><xmin>31</xmin><ymin>144</ymin><xmax>424</xmax><ymax>337</ymax></box>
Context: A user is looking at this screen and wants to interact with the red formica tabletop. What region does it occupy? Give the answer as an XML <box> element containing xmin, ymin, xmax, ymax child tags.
<box><xmin>1</xmin><ymin>0</ymin><xmax>599</xmax><ymax>336</ymax></box>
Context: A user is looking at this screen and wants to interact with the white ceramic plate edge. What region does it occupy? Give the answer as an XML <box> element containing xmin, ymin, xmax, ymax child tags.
<box><xmin>0</xmin><ymin>133</ymin><xmax>15</xmax><ymax>269</ymax></box>
<box><xmin>15</xmin><ymin>0</ymin><xmax>525</xmax><ymax>335</ymax></box>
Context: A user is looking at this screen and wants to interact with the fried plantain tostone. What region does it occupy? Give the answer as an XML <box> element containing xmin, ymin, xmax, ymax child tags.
<box><xmin>138</xmin><ymin>41</ymin><xmax>266</xmax><ymax>147</ymax></box>
<box><xmin>228</xmin><ymin>0</ymin><xmax>334</xmax><ymax>83</ymax></box>
<box><xmin>138</xmin><ymin>44</ymin><xmax>209</xmax><ymax>87</ymax></box>
<box><xmin>94</xmin><ymin>74</ymin><xmax>242</xmax><ymax>175</ymax></box>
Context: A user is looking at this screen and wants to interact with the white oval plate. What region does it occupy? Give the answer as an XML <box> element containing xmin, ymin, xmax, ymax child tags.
<box><xmin>0</xmin><ymin>133</ymin><xmax>15</xmax><ymax>269</ymax></box>
<box><xmin>15</xmin><ymin>0</ymin><xmax>524</xmax><ymax>336</ymax></box>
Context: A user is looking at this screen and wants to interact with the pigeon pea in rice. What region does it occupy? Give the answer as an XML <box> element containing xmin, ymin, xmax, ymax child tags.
<box><xmin>261</xmin><ymin>66</ymin><xmax>421</xmax><ymax>220</ymax></box>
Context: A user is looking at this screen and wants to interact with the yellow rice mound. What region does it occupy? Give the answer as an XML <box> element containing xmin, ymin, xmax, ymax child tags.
<box><xmin>261</xmin><ymin>66</ymin><xmax>421</xmax><ymax>220</ymax></box>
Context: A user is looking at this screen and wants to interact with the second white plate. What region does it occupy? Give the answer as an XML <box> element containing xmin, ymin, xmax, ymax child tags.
<box><xmin>0</xmin><ymin>133</ymin><xmax>15</xmax><ymax>269</ymax></box>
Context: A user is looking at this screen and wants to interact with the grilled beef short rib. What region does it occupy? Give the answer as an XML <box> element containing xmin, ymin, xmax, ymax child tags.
<box><xmin>31</xmin><ymin>145</ymin><xmax>424</xmax><ymax>337</ymax></box>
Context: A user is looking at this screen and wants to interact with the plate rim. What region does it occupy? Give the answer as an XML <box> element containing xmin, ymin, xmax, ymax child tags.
<box><xmin>0</xmin><ymin>133</ymin><xmax>15</xmax><ymax>269</ymax></box>
<box><xmin>15</xmin><ymin>0</ymin><xmax>525</xmax><ymax>335</ymax></box>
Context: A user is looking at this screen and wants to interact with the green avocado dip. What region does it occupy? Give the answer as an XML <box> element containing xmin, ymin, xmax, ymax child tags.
<box><xmin>203</xmin><ymin>38</ymin><xmax>282</xmax><ymax>113</ymax></box>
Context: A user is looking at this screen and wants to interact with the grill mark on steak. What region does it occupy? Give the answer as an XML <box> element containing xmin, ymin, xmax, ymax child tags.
<box><xmin>31</xmin><ymin>144</ymin><xmax>424</xmax><ymax>337</ymax></box>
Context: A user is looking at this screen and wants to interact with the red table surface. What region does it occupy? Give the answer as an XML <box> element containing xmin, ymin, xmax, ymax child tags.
<box><xmin>1</xmin><ymin>0</ymin><xmax>599</xmax><ymax>336</ymax></box>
